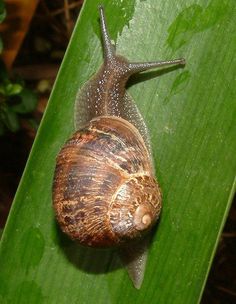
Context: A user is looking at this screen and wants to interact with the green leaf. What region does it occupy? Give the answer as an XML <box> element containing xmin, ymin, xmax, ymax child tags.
<box><xmin>0</xmin><ymin>0</ymin><xmax>235</xmax><ymax>303</ymax></box>
<box><xmin>11</xmin><ymin>88</ymin><xmax>38</xmax><ymax>113</ymax></box>
<box><xmin>5</xmin><ymin>83</ymin><xmax>23</xmax><ymax>96</ymax></box>
<box><xmin>0</xmin><ymin>104</ymin><xmax>20</xmax><ymax>132</ymax></box>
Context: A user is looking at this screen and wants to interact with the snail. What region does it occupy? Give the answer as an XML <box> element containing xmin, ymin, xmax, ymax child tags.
<box><xmin>53</xmin><ymin>5</ymin><xmax>185</xmax><ymax>289</ymax></box>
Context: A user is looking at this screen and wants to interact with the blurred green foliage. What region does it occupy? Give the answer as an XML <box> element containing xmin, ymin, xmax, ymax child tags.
<box><xmin>0</xmin><ymin>0</ymin><xmax>6</xmax><ymax>53</ymax></box>
<box><xmin>0</xmin><ymin>1</ymin><xmax>38</xmax><ymax>135</ymax></box>
<box><xmin>0</xmin><ymin>62</ymin><xmax>38</xmax><ymax>134</ymax></box>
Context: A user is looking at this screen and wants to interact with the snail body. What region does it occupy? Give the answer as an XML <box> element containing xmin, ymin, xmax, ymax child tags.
<box><xmin>53</xmin><ymin>6</ymin><xmax>185</xmax><ymax>288</ymax></box>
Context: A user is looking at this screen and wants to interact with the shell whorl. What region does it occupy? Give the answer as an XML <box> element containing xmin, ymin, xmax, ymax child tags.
<box><xmin>53</xmin><ymin>116</ymin><xmax>161</xmax><ymax>247</ymax></box>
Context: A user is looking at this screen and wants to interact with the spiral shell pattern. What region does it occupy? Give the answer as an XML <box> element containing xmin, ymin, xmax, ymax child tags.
<box><xmin>53</xmin><ymin>116</ymin><xmax>161</xmax><ymax>247</ymax></box>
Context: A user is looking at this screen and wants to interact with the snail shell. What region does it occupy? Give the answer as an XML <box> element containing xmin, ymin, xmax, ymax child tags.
<box><xmin>53</xmin><ymin>5</ymin><xmax>185</xmax><ymax>289</ymax></box>
<box><xmin>53</xmin><ymin>116</ymin><xmax>161</xmax><ymax>247</ymax></box>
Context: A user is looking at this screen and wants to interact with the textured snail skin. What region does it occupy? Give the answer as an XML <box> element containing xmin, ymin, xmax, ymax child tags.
<box><xmin>53</xmin><ymin>116</ymin><xmax>161</xmax><ymax>247</ymax></box>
